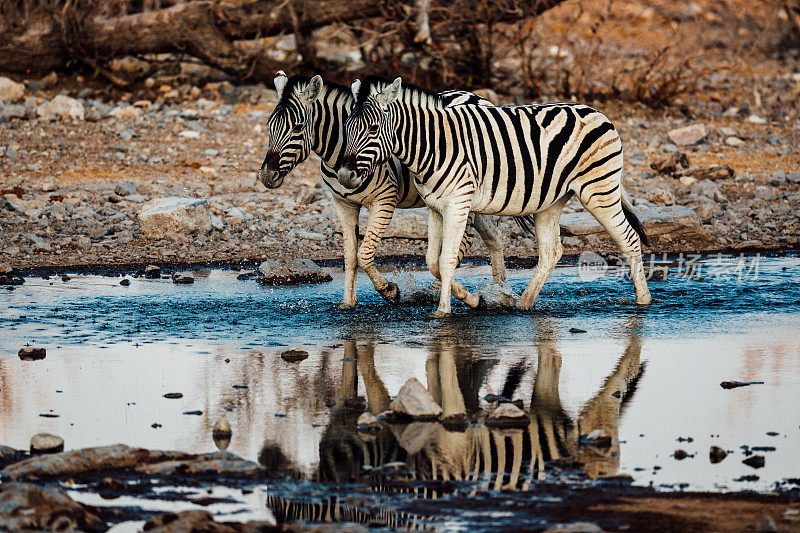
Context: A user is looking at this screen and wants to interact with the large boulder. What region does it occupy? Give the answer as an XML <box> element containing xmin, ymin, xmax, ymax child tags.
<box><xmin>138</xmin><ymin>197</ymin><xmax>212</xmax><ymax>237</ymax></box>
<box><xmin>256</xmin><ymin>259</ymin><xmax>332</xmax><ymax>285</ymax></box>
<box><xmin>560</xmin><ymin>205</ymin><xmax>703</xmax><ymax>239</ymax></box>
<box><xmin>388</xmin><ymin>378</ymin><xmax>443</xmax><ymax>420</ymax></box>
<box><xmin>36</xmin><ymin>94</ymin><xmax>85</xmax><ymax>121</ymax></box>
<box><xmin>0</xmin><ymin>482</ymin><xmax>104</xmax><ymax>532</ymax></box>
<box><xmin>0</xmin><ymin>77</ymin><xmax>24</xmax><ymax>102</ymax></box>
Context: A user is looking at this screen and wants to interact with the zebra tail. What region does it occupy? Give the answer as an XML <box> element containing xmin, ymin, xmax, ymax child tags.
<box><xmin>514</xmin><ymin>215</ymin><xmax>537</xmax><ymax>237</ymax></box>
<box><xmin>620</xmin><ymin>188</ymin><xmax>649</xmax><ymax>247</ymax></box>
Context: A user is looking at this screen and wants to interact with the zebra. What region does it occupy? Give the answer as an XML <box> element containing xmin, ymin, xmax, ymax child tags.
<box><xmin>259</xmin><ymin>72</ymin><xmax>513</xmax><ymax>309</ymax></box>
<box><xmin>338</xmin><ymin>76</ymin><xmax>653</xmax><ymax>316</ymax></box>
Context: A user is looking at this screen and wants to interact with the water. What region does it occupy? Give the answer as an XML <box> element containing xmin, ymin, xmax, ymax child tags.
<box><xmin>1</xmin><ymin>255</ymin><xmax>799</xmax><ymax>529</ymax></box>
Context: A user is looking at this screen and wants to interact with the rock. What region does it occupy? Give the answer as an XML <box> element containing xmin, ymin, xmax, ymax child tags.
<box><xmin>725</xmin><ymin>136</ymin><xmax>745</xmax><ymax>147</ymax></box>
<box><xmin>786</xmin><ymin>171</ymin><xmax>800</xmax><ymax>184</ymax></box>
<box><xmin>138</xmin><ymin>197</ymin><xmax>212</xmax><ymax>238</ymax></box>
<box><xmin>561</xmin><ymin>205</ymin><xmax>703</xmax><ymax>238</ymax></box>
<box><xmin>0</xmin><ymin>482</ymin><xmax>104</xmax><ymax>532</ymax></box>
<box><xmin>18</xmin><ymin>347</ymin><xmax>46</xmax><ymax>361</ymax></box>
<box><xmin>30</xmin><ymin>433</ymin><xmax>64</xmax><ymax>454</ymax></box>
<box><xmin>179</xmin><ymin>130</ymin><xmax>200</xmax><ymax>138</ymax></box>
<box><xmin>109</xmin><ymin>105</ymin><xmax>141</xmax><ymax>118</ymax></box>
<box><xmin>36</xmin><ymin>94</ymin><xmax>85</xmax><ymax>121</ymax></box>
<box><xmin>135</xmin><ymin>450</ymin><xmax>262</xmax><ymax>478</ymax></box>
<box><xmin>674</xmin><ymin>449</ymin><xmax>689</xmax><ymax>460</ymax></box>
<box><xmin>0</xmin><ymin>446</ymin><xmax>23</xmax><ymax>468</ymax></box>
<box><xmin>746</xmin><ymin>114</ymin><xmax>766</xmax><ymax>124</ymax></box>
<box><xmin>473</xmin><ymin>88</ymin><xmax>501</xmax><ymax>105</ymax></box>
<box><xmin>543</xmin><ymin>523</ymin><xmax>603</xmax><ymax>533</ymax></box>
<box><xmin>357</xmin><ymin>208</ymin><xmax>428</xmax><ymax>240</ymax></box>
<box><xmin>389</xmin><ymin>378</ymin><xmax>443</xmax><ymax>420</ymax></box>
<box><xmin>144</xmin><ymin>265</ymin><xmax>161</xmax><ymax>278</ymax></box>
<box><xmin>0</xmin><ymin>103</ymin><xmax>28</xmax><ymax>121</ymax></box>
<box><xmin>650</xmin><ymin>151</ymin><xmax>690</xmax><ymax>175</ymax></box>
<box><xmin>171</xmin><ymin>272</ymin><xmax>194</xmax><ymax>284</ymax></box>
<box><xmin>759</xmin><ymin>514</ymin><xmax>777</xmax><ymax>533</ymax></box>
<box><xmin>256</xmin><ymin>259</ymin><xmax>332</xmax><ymax>285</ymax></box>
<box><xmin>281</xmin><ymin>349</ymin><xmax>309</xmax><ymax>363</ymax></box>
<box><xmin>119</xmin><ymin>278</ymin><xmax>130</xmax><ymax>286</ymax></box>
<box><xmin>486</xmin><ymin>402</ymin><xmax>529</xmax><ymax>429</ymax></box>
<box><xmin>41</xmin><ymin>177</ymin><xmax>60</xmax><ymax>192</ymax></box>
<box><xmin>668</xmin><ymin>124</ymin><xmax>706</xmax><ymax>145</ymax></box>
<box><xmin>357</xmin><ymin>412</ymin><xmax>382</xmax><ymax>433</ymax></box>
<box><xmin>0</xmin><ymin>274</ymin><xmax>24</xmax><ymax>286</ymax></box>
<box><xmin>213</xmin><ymin>417</ymin><xmax>232</xmax><ymax>451</ymax></box>
<box><xmin>742</xmin><ymin>455</ymin><xmax>765</xmax><ymax>469</ymax></box>
<box><xmin>649</xmin><ymin>188</ymin><xmax>676</xmax><ymax>206</ymax></box>
<box><xmin>709</xmin><ymin>445</ymin><xmax>727</xmax><ymax>463</ymax></box>
<box><xmin>0</xmin><ymin>77</ymin><xmax>25</xmax><ymax>103</ymax></box>
<box><xmin>683</xmin><ymin>164</ymin><xmax>734</xmax><ymax>181</ymax></box>
<box><xmin>204</xmin><ymin>148</ymin><xmax>219</xmax><ymax>157</ymax></box>
<box><xmin>108</xmin><ymin>55</ymin><xmax>150</xmax><ymax>75</ymax></box>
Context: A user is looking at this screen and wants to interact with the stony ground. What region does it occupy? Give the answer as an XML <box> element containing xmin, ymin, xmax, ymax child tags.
<box><xmin>1</xmin><ymin>77</ymin><xmax>798</xmax><ymax>271</ymax></box>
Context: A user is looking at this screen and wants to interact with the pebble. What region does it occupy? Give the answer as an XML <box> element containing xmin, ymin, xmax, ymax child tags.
<box><xmin>163</xmin><ymin>392</ymin><xmax>183</xmax><ymax>399</ymax></box>
<box><xmin>119</xmin><ymin>278</ymin><xmax>130</xmax><ymax>286</ymax></box>
<box><xmin>30</xmin><ymin>433</ymin><xmax>64</xmax><ymax>454</ymax></box>
<box><xmin>725</xmin><ymin>136</ymin><xmax>745</xmax><ymax>147</ymax></box>
<box><xmin>668</xmin><ymin>124</ymin><xmax>707</xmax><ymax>146</ymax></box>
<box><xmin>18</xmin><ymin>347</ymin><xmax>46</xmax><ymax>361</ymax></box>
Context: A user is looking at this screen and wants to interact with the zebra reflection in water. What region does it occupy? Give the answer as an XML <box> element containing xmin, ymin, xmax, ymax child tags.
<box><xmin>264</xmin><ymin>318</ymin><xmax>644</xmax><ymax>525</ymax></box>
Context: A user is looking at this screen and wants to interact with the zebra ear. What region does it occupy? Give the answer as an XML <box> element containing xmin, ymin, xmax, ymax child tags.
<box><xmin>377</xmin><ymin>77</ymin><xmax>402</xmax><ymax>107</ymax></box>
<box><xmin>351</xmin><ymin>79</ymin><xmax>361</xmax><ymax>101</ymax></box>
<box><xmin>302</xmin><ymin>75</ymin><xmax>324</xmax><ymax>104</ymax></box>
<box><xmin>274</xmin><ymin>71</ymin><xmax>288</xmax><ymax>100</ymax></box>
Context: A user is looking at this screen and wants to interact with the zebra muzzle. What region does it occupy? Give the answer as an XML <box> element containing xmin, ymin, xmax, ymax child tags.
<box><xmin>336</xmin><ymin>167</ymin><xmax>362</xmax><ymax>189</ymax></box>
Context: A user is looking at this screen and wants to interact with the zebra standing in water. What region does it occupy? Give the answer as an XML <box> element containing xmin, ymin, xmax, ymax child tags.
<box><xmin>259</xmin><ymin>72</ymin><xmax>512</xmax><ymax>308</ymax></box>
<box><xmin>338</xmin><ymin>76</ymin><xmax>652</xmax><ymax>316</ymax></box>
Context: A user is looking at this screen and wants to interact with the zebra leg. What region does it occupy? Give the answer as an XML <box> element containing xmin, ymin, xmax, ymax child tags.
<box><xmin>432</xmin><ymin>205</ymin><xmax>478</xmax><ymax>317</ymax></box>
<box><xmin>472</xmin><ymin>214</ymin><xmax>507</xmax><ymax>284</ymax></box>
<box><xmin>517</xmin><ymin>196</ymin><xmax>570</xmax><ymax>309</ymax></box>
<box><xmin>332</xmin><ymin>198</ymin><xmax>360</xmax><ymax>309</ymax></box>
<box><xmin>575</xmin><ymin>177</ymin><xmax>652</xmax><ymax>305</ymax></box>
<box><xmin>359</xmin><ymin>199</ymin><xmax>400</xmax><ymax>302</ymax></box>
<box><xmin>427</xmin><ymin>209</ymin><xmax>480</xmax><ymax>310</ymax></box>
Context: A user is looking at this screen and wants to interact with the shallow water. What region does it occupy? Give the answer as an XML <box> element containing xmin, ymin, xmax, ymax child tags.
<box><xmin>1</xmin><ymin>255</ymin><xmax>799</xmax><ymax>529</ymax></box>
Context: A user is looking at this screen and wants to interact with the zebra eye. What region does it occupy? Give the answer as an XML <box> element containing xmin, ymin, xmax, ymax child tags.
<box><xmin>368</xmin><ymin>124</ymin><xmax>379</xmax><ymax>134</ymax></box>
<box><xmin>291</xmin><ymin>124</ymin><xmax>304</xmax><ymax>133</ymax></box>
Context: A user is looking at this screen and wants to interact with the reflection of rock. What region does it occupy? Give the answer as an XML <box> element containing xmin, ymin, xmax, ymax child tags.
<box><xmin>709</xmin><ymin>446</ymin><xmax>728</xmax><ymax>464</ymax></box>
<box><xmin>280</xmin><ymin>349</ymin><xmax>309</xmax><ymax>363</ymax></box>
<box><xmin>742</xmin><ymin>455</ymin><xmax>765</xmax><ymax>469</ymax></box>
<box><xmin>2</xmin><ymin>444</ymin><xmax>261</xmax><ymax>480</ymax></box>
<box><xmin>143</xmin><ymin>509</ymin><xmax>274</xmax><ymax>533</ymax></box>
<box><xmin>257</xmin><ymin>259</ymin><xmax>332</xmax><ymax>285</ymax></box>
<box><xmin>389</xmin><ymin>378</ymin><xmax>443</xmax><ymax>420</ymax></box>
<box><xmin>0</xmin><ymin>482</ymin><xmax>104</xmax><ymax>532</ymax></box>
<box><xmin>213</xmin><ymin>418</ymin><xmax>232</xmax><ymax>451</ymax></box>
<box><xmin>357</xmin><ymin>412</ymin><xmax>381</xmax><ymax>433</ymax></box>
<box><xmin>30</xmin><ymin>433</ymin><xmax>64</xmax><ymax>454</ymax></box>
<box><xmin>485</xmin><ymin>402</ymin><xmax>530</xmax><ymax>428</ymax></box>
<box><xmin>392</xmin><ymin>422</ymin><xmax>439</xmax><ymax>454</ymax></box>
<box><xmin>18</xmin><ymin>347</ymin><xmax>46</xmax><ymax>361</ymax></box>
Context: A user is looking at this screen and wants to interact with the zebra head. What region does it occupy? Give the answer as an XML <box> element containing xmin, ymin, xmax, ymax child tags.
<box><xmin>337</xmin><ymin>77</ymin><xmax>402</xmax><ymax>189</ymax></box>
<box><xmin>259</xmin><ymin>72</ymin><xmax>324</xmax><ymax>189</ymax></box>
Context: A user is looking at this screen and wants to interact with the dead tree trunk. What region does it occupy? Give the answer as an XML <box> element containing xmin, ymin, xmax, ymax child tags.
<box><xmin>0</xmin><ymin>0</ymin><xmax>568</xmax><ymax>86</ymax></box>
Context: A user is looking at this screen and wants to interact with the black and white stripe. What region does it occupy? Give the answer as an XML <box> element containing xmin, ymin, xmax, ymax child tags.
<box><xmin>260</xmin><ymin>73</ymin><xmax>509</xmax><ymax>309</ymax></box>
<box><xmin>339</xmin><ymin>76</ymin><xmax>652</xmax><ymax>315</ymax></box>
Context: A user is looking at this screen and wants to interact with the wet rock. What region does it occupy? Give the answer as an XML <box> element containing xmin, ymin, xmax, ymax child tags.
<box><xmin>389</xmin><ymin>378</ymin><xmax>443</xmax><ymax>420</ymax></box>
<box><xmin>257</xmin><ymin>259</ymin><xmax>332</xmax><ymax>285</ymax></box>
<box><xmin>0</xmin><ymin>274</ymin><xmax>24</xmax><ymax>286</ymax></box>
<box><xmin>486</xmin><ymin>402</ymin><xmax>530</xmax><ymax>429</ymax></box>
<box><xmin>171</xmin><ymin>272</ymin><xmax>194</xmax><ymax>284</ymax></box>
<box><xmin>163</xmin><ymin>392</ymin><xmax>183</xmax><ymax>399</ymax></box>
<box><xmin>0</xmin><ymin>77</ymin><xmax>25</xmax><ymax>102</ymax></box>
<box><xmin>136</xmin><ymin>450</ymin><xmax>262</xmax><ymax>478</ymax></box>
<box><xmin>668</xmin><ymin>124</ymin><xmax>707</xmax><ymax>145</ymax></box>
<box><xmin>0</xmin><ymin>446</ymin><xmax>23</xmax><ymax>468</ymax></box>
<box><xmin>36</xmin><ymin>94</ymin><xmax>85</xmax><ymax>121</ymax></box>
<box><xmin>743</xmin><ymin>455</ymin><xmax>765</xmax><ymax>469</ymax></box>
<box><xmin>357</xmin><ymin>412</ymin><xmax>382</xmax><ymax>433</ymax></box>
<box><xmin>143</xmin><ymin>509</ymin><xmax>275</xmax><ymax>533</ymax></box>
<box><xmin>281</xmin><ymin>349</ymin><xmax>309</xmax><ymax>363</ymax></box>
<box><xmin>120</xmin><ymin>278</ymin><xmax>130</xmax><ymax>286</ymax></box>
<box><xmin>114</xmin><ymin>181</ymin><xmax>138</xmax><ymax>197</ymax></box>
<box><xmin>569</xmin><ymin>327</ymin><xmax>587</xmax><ymax>333</ymax></box>
<box><xmin>144</xmin><ymin>264</ymin><xmax>161</xmax><ymax>278</ymax></box>
<box><xmin>561</xmin><ymin>205</ymin><xmax>703</xmax><ymax>239</ymax></box>
<box><xmin>0</xmin><ymin>482</ymin><xmax>104</xmax><ymax>532</ymax></box>
<box><xmin>543</xmin><ymin>522</ymin><xmax>603</xmax><ymax>533</ymax></box>
<box><xmin>138</xmin><ymin>197</ymin><xmax>212</xmax><ymax>238</ymax></box>
<box><xmin>709</xmin><ymin>445</ymin><xmax>728</xmax><ymax>463</ymax></box>
<box><xmin>18</xmin><ymin>347</ymin><xmax>46</xmax><ymax>361</ymax></box>
<box><xmin>30</xmin><ymin>433</ymin><xmax>64</xmax><ymax>454</ymax></box>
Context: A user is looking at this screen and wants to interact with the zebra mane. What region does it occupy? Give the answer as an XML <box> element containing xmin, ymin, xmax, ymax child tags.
<box><xmin>356</xmin><ymin>75</ymin><xmax>443</xmax><ymax>107</ymax></box>
<box><xmin>277</xmin><ymin>75</ymin><xmax>352</xmax><ymax>107</ymax></box>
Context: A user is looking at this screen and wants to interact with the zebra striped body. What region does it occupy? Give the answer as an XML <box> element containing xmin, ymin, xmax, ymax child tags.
<box><xmin>260</xmin><ymin>73</ymin><xmax>511</xmax><ymax>308</ymax></box>
<box><xmin>340</xmin><ymin>76</ymin><xmax>652</xmax><ymax>315</ymax></box>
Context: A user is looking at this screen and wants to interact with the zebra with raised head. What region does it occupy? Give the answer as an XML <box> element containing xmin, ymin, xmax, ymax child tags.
<box><xmin>259</xmin><ymin>72</ymin><xmax>512</xmax><ymax>309</ymax></box>
<box><xmin>338</xmin><ymin>76</ymin><xmax>653</xmax><ymax>317</ymax></box>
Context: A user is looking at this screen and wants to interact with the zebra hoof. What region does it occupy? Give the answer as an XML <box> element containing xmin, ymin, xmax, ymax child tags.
<box><xmin>429</xmin><ymin>310</ymin><xmax>450</xmax><ymax>319</ymax></box>
<box><xmin>378</xmin><ymin>282</ymin><xmax>400</xmax><ymax>302</ymax></box>
<box><xmin>338</xmin><ymin>301</ymin><xmax>357</xmax><ymax>310</ymax></box>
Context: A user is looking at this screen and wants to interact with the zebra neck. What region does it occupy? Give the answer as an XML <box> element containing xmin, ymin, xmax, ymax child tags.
<box><xmin>392</xmin><ymin>102</ymin><xmax>441</xmax><ymax>179</ymax></box>
<box><xmin>311</xmin><ymin>88</ymin><xmax>353</xmax><ymax>169</ymax></box>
